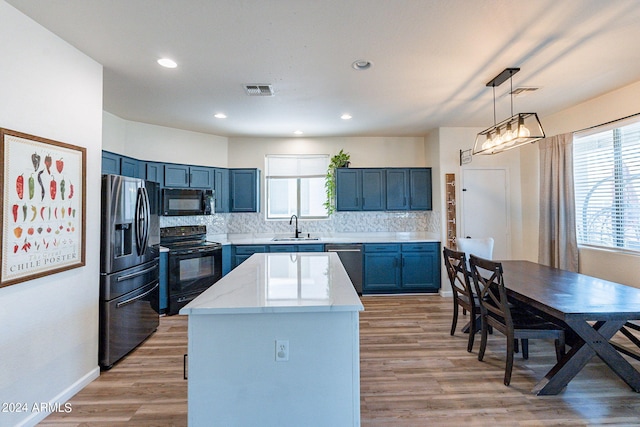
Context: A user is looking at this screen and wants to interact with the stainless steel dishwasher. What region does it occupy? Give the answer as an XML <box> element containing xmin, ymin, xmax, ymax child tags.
<box><xmin>325</xmin><ymin>244</ymin><xmax>363</xmax><ymax>294</ymax></box>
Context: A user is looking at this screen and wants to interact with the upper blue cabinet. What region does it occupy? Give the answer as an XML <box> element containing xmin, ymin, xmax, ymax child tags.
<box><xmin>101</xmin><ymin>151</ymin><xmax>121</xmax><ymax>175</ymax></box>
<box><xmin>229</xmin><ymin>169</ymin><xmax>259</xmax><ymax>212</ymax></box>
<box><xmin>214</xmin><ymin>168</ymin><xmax>230</xmax><ymax>213</ymax></box>
<box><xmin>164</xmin><ymin>164</ymin><xmax>214</xmax><ymax>188</ymax></box>
<box><xmin>145</xmin><ymin>162</ymin><xmax>165</xmax><ymax>184</ymax></box>
<box><xmin>337</xmin><ymin>167</ymin><xmax>431</xmax><ymax>212</ymax></box>
<box><xmin>409</xmin><ymin>168</ymin><xmax>432</xmax><ymax>210</ymax></box>
<box><xmin>336</xmin><ymin>168</ymin><xmax>386</xmax><ymax>211</ymax></box>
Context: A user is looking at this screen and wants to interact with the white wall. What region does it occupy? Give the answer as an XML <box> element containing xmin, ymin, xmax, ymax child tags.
<box><xmin>0</xmin><ymin>2</ymin><xmax>103</xmax><ymax>426</ymax></box>
<box><xmin>102</xmin><ymin>111</ymin><xmax>229</xmax><ymax>167</ymax></box>
<box><xmin>521</xmin><ymin>80</ymin><xmax>640</xmax><ymax>288</ymax></box>
<box><xmin>227</xmin><ymin>136</ymin><xmax>428</xmax><ymax>168</ymax></box>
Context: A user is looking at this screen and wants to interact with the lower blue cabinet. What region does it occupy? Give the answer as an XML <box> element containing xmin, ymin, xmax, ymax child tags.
<box><xmin>363</xmin><ymin>242</ymin><xmax>440</xmax><ymax>294</ymax></box>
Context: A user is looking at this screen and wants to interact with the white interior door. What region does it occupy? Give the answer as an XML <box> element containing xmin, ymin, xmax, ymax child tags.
<box><xmin>461</xmin><ymin>168</ymin><xmax>511</xmax><ymax>260</ymax></box>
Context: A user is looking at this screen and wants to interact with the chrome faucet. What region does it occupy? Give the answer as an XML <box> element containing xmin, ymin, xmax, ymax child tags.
<box><xmin>289</xmin><ymin>214</ymin><xmax>300</xmax><ymax>238</ymax></box>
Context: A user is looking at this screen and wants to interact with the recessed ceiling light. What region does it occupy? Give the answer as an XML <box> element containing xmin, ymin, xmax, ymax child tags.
<box><xmin>341</xmin><ymin>114</ymin><xmax>352</xmax><ymax>120</ymax></box>
<box><xmin>214</xmin><ymin>113</ymin><xmax>227</xmax><ymax>119</ymax></box>
<box><xmin>293</xmin><ymin>130</ymin><xmax>303</xmax><ymax>135</ymax></box>
<box><xmin>352</xmin><ymin>60</ymin><xmax>373</xmax><ymax>71</ymax></box>
<box><xmin>157</xmin><ymin>58</ymin><xmax>177</xmax><ymax>68</ymax></box>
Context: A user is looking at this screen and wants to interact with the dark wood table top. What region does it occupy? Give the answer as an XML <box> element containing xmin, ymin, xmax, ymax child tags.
<box><xmin>501</xmin><ymin>260</ymin><xmax>640</xmax><ymax>322</ymax></box>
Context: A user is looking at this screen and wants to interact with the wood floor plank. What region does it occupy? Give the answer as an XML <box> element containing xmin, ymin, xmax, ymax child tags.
<box><xmin>39</xmin><ymin>295</ymin><xmax>640</xmax><ymax>426</ymax></box>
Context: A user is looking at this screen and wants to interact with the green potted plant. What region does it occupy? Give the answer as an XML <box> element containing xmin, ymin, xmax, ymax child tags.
<box><xmin>324</xmin><ymin>149</ymin><xmax>351</xmax><ymax>215</ymax></box>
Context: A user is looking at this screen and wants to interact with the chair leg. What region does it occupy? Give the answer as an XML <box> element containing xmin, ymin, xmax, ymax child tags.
<box><xmin>467</xmin><ymin>324</ymin><xmax>475</xmax><ymax>353</ymax></box>
<box><xmin>521</xmin><ymin>339</ymin><xmax>529</xmax><ymax>359</ymax></box>
<box><xmin>504</xmin><ymin>335</ymin><xmax>515</xmax><ymax>386</ymax></box>
<box><xmin>478</xmin><ymin>317</ymin><xmax>488</xmax><ymax>361</ymax></box>
<box><xmin>514</xmin><ymin>338</ymin><xmax>519</xmax><ymax>354</ymax></box>
<box><xmin>450</xmin><ymin>303</ymin><xmax>459</xmax><ymax>336</ymax></box>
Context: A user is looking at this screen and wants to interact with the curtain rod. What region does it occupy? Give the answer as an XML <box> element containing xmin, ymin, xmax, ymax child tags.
<box><xmin>573</xmin><ymin>111</ymin><xmax>640</xmax><ymax>134</ymax></box>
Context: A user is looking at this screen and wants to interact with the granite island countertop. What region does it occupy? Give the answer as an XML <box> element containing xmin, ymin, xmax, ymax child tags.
<box><xmin>179</xmin><ymin>252</ymin><xmax>364</xmax><ymax>315</ymax></box>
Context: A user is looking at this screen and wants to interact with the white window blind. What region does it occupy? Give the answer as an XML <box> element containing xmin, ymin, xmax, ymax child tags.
<box><xmin>265</xmin><ymin>155</ymin><xmax>329</xmax><ymax>219</ymax></box>
<box><xmin>266</xmin><ymin>155</ymin><xmax>328</xmax><ymax>178</ymax></box>
<box><xmin>573</xmin><ymin>117</ymin><xmax>640</xmax><ymax>252</ymax></box>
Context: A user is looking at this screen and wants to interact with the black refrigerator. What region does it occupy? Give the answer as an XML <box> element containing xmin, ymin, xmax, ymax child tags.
<box><xmin>99</xmin><ymin>174</ymin><xmax>160</xmax><ymax>369</ymax></box>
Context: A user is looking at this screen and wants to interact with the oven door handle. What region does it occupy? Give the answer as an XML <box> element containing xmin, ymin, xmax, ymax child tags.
<box><xmin>116</xmin><ymin>264</ymin><xmax>159</xmax><ymax>282</ymax></box>
<box><xmin>116</xmin><ymin>282</ymin><xmax>159</xmax><ymax>308</ymax></box>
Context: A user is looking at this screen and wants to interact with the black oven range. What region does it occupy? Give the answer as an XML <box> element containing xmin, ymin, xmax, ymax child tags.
<box><xmin>160</xmin><ymin>225</ymin><xmax>222</xmax><ymax>315</ymax></box>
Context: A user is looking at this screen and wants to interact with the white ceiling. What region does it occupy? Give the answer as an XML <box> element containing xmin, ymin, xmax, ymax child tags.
<box><xmin>7</xmin><ymin>0</ymin><xmax>640</xmax><ymax>138</ymax></box>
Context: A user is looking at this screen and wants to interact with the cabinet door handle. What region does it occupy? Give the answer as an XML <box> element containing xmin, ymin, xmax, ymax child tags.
<box><xmin>183</xmin><ymin>354</ymin><xmax>188</xmax><ymax>380</ymax></box>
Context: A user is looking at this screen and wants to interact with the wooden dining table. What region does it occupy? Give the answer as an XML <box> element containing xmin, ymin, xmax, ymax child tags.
<box><xmin>501</xmin><ymin>260</ymin><xmax>640</xmax><ymax>395</ymax></box>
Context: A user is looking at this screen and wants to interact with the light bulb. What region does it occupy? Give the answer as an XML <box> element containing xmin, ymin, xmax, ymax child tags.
<box><xmin>481</xmin><ymin>133</ymin><xmax>492</xmax><ymax>150</ymax></box>
<box><xmin>518</xmin><ymin>125</ymin><xmax>530</xmax><ymax>138</ymax></box>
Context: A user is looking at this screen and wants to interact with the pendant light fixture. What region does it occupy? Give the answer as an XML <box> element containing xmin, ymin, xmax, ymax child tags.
<box><xmin>473</xmin><ymin>68</ymin><xmax>545</xmax><ymax>155</ymax></box>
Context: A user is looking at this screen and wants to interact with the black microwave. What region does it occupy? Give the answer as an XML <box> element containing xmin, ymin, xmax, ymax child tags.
<box><xmin>162</xmin><ymin>188</ymin><xmax>214</xmax><ymax>216</ymax></box>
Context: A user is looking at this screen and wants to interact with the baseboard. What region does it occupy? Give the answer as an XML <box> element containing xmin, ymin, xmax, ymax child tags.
<box><xmin>439</xmin><ymin>289</ymin><xmax>453</xmax><ymax>298</ymax></box>
<box><xmin>17</xmin><ymin>366</ymin><xmax>100</xmax><ymax>427</ymax></box>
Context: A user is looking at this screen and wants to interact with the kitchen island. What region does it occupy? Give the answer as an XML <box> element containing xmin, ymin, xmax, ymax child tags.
<box><xmin>179</xmin><ymin>252</ymin><xmax>364</xmax><ymax>426</ymax></box>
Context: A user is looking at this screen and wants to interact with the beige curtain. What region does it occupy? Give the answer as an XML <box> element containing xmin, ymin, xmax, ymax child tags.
<box><xmin>538</xmin><ymin>133</ymin><xmax>579</xmax><ymax>271</ymax></box>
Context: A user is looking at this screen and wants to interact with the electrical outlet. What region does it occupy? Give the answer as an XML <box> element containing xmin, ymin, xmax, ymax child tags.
<box><xmin>275</xmin><ymin>340</ymin><xmax>289</xmax><ymax>362</ymax></box>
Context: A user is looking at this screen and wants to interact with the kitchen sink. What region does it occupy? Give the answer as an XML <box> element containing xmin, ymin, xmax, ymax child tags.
<box><xmin>271</xmin><ymin>237</ymin><xmax>320</xmax><ymax>241</ymax></box>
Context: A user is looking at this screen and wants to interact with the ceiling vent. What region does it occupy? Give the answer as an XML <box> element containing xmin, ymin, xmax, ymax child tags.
<box><xmin>510</xmin><ymin>87</ymin><xmax>539</xmax><ymax>96</ymax></box>
<box><xmin>244</xmin><ymin>84</ymin><xmax>274</xmax><ymax>96</ymax></box>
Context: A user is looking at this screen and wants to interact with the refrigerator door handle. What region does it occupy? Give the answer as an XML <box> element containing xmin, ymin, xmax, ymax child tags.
<box><xmin>135</xmin><ymin>186</ymin><xmax>150</xmax><ymax>256</ymax></box>
<box><xmin>116</xmin><ymin>264</ymin><xmax>159</xmax><ymax>282</ymax></box>
<box><xmin>116</xmin><ymin>281</ymin><xmax>159</xmax><ymax>308</ymax></box>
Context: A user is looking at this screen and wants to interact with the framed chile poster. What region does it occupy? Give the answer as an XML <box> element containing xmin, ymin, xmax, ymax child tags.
<box><xmin>0</xmin><ymin>128</ymin><xmax>86</xmax><ymax>287</ymax></box>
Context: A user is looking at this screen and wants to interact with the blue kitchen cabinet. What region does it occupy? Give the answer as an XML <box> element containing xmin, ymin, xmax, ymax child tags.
<box><xmin>363</xmin><ymin>242</ymin><xmax>440</xmax><ymax>294</ymax></box>
<box><xmin>400</xmin><ymin>243</ymin><xmax>440</xmax><ymax>291</ymax></box>
<box><xmin>363</xmin><ymin>244</ymin><xmax>402</xmax><ymax>293</ymax></box>
<box><xmin>120</xmin><ymin>156</ymin><xmax>144</xmax><ymax>178</ymax></box>
<box><xmin>409</xmin><ymin>168</ymin><xmax>432</xmax><ymax>210</ymax></box>
<box><xmin>336</xmin><ymin>168</ymin><xmax>361</xmax><ymax>211</ymax></box>
<box><xmin>386</xmin><ymin>168</ymin><xmax>433</xmax><ymax>211</ymax></box>
<box><xmin>231</xmin><ymin>245</ymin><xmax>267</xmax><ymax>269</ymax></box>
<box><xmin>164</xmin><ymin>164</ymin><xmax>214</xmax><ymax>188</ymax></box>
<box><xmin>222</xmin><ymin>245</ymin><xmax>232</xmax><ymax>276</ymax></box>
<box><xmin>214</xmin><ymin>168</ymin><xmax>229</xmax><ymax>213</ymax></box>
<box><xmin>268</xmin><ymin>244</ymin><xmax>324</xmax><ymax>253</ymax></box>
<box><xmin>164</xmin><ymin>164</ymin><xmax>190</xmax><ymax>187</ymax></box>
<box><xmin>190</xmin><ymin>166</ymin><xmax>215</xmax><ymax>188</ymax></box>
<box><xmin>336</xmin><ymin>168</ymin><xmax>385</xmax><ymax>211</ymax></box>
<box><xmin>362</xmin><ymin>169</ymin><xmax>386</xmax><ymax>210</ymax></box>
<box><xmin>230</xmin><ymin>169</ymin><xmax>259</xmax><ymax>212</ymax></box>
<box><xmin>146</xmin><ymin>162</ymin><xmax>165</xmax><ymax>184</ymax></box>
<box><xmin>386</xmin><ymin>169</ymin><xmax>410</xmax><ymax>210</ymax></box>
<box><xmin>159</xmin><ymin>251</ymin><xmax>169</xmax><ymax>314</ymax></box>
<box><xmin>102</xmin><ymin>151</ymin><xmax>121</xmax><ymax>175</ymax></box>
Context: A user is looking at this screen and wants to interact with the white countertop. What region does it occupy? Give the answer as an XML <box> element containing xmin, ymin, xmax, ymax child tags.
<box><xmin>179</xmin><ymin>252</ymin><xmax>364</xmax><ymax>315</ymax></box>
<box><xmin>209</xmin><ymin>231</ymin><xmax>440</xmax><ymax>245</ymax></box>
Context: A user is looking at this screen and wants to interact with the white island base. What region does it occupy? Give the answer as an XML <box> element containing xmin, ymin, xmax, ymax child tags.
<box><xmin>180</xmin><ymin>252</ymin><xmax>364</xmax><ymax>426</ymax></box>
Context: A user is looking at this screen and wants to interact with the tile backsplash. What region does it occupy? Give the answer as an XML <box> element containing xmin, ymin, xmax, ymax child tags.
<box><xmin>159</xmin><ymin>211</ymin><xmax>440</xmax><ymax>235</ymax></box>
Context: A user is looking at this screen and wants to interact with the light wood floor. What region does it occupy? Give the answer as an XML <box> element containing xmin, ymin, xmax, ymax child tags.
<box><xmin>40</xmin><ymin>295</ymin><xmax>640</xmax><ymax>426</ymax></box>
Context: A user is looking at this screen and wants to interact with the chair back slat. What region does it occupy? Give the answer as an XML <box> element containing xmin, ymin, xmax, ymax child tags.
<box><xmin>469</xmin><ymin>254</ymin><xmax>513</xmax><ymax>329</ymax></box>
<box><xmin>443</xmin><ymin>247</ymin><xmax>474</xmax><ymax>299</ymax></box>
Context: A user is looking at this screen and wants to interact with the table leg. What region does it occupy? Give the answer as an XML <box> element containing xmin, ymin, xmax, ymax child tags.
<box><xmin>533</xmin><ymin>319</ymin><xmax>640</xmax><ymax>395</ymax></box>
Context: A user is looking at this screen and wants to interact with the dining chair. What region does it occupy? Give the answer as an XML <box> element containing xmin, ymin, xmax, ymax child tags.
<box><xmin>456</xmin><ymin>237</ymin><xmax>494</xmax><ymax>261</ymax></box>
<box><xmin>455</xmin><ymin>237</ymin><xmax>494</xmax><ymax>317</ymax></box>
<box><xmin>443</xmin><ymin>247</ymin><xmax>480</xmax><ymax>352</ymax></box>
<box><xmin>469</xmin><ymin>254</ymin><xmax>566</xmax><ymax>386</ymax></box>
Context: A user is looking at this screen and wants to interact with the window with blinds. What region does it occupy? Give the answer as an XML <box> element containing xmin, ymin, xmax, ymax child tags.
<box><xmin>265</xmin><ymin>154</ymin><xmax>329</xmax><ymax>219</ymax></box>
<box><xmin>573</xmin><ymin>116</ymin><xmax>640</xmax><ymax>252</ymax></box>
